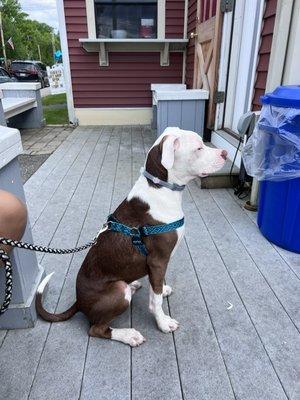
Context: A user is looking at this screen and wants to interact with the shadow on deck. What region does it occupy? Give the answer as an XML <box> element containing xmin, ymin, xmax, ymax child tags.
<box><xmin>0</xmin><ymin>126</ymin><xmax>299</xmax><ymax>400</ymax></box>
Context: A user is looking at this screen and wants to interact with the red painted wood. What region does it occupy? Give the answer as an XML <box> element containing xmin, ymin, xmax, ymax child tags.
<box><xmin>63</xmin><ymin>0</ymin><xmax>184</xmax><ymax>109</ymax></box>
<box><xmin>165</xmin><ymin>0</ymin><xmax>185</xmax><ymax>38</ymax></box>
<box><xmin>252</xmin><ymin>0</ymin><xmax>277</xmax><ymax>109</ymax></box>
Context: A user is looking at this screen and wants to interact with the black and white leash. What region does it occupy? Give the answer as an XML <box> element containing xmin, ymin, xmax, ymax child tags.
<box><xmin>0</xmin><ymin>225</ymin><xmax>108</xmax><ymax>315</ymax></box>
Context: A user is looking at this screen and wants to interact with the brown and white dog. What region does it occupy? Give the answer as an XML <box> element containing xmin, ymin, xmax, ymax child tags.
<box><xmin>36</xmin><ymin>127</ymin><xmax>227</xmax><ymax>347</ymax></box>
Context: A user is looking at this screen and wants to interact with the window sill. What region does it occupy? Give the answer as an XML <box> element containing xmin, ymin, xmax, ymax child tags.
<box><xmin>79</xmin><ymin>38</ymin><xmax>189</xmax><ymax>66</ymax></box>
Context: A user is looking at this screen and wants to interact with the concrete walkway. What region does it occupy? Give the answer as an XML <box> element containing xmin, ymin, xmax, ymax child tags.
<box><xmin>0</xmin><ymin>126</ymin><xmax>299</xmax><ymax>400</ymax></box>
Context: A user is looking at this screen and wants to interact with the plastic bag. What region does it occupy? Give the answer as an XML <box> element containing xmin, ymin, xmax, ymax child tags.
<box><xmin>242</xmin><ymin>104</ymin><xmax>300</xmax><ymax>181</ymax></box>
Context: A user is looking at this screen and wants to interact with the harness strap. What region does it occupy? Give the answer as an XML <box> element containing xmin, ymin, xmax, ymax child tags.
<box><xmin>107</xmin><ymin>215</ymin><xmax>184</xmax><ymax>256</ymax></box>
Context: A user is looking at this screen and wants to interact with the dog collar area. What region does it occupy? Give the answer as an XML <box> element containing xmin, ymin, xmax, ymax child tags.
<box><xmin>140</xmin><ymin>168</ymin><xmax>185</xmax><ymax>192</ymax></box>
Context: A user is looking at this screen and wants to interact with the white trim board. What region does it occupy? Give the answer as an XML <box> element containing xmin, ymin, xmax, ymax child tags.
<box><xmin>211</xmin><ymin>130</ymin><xmax>241</xmax><ymax>167</ymax></box>
<box><xmin>75</xmin><ymin>107</ymin><xmax>152</xmax><ymax>125</ymax></box>
<box><xmin>216</xmin><ymin>0</ymin><xmax>264</xmax><ymax>134</ymax></box>
<box><xmin>56</xmin><ymin>0</ymin><xmax>76</xmax><ymax>124</ymax></box>
<box><xmin>0</xmin><ymin>126</ymin><xmax>23</xmax><ymax>170</ymax></box>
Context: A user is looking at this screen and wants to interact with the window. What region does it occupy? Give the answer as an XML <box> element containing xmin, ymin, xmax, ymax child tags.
<box><xmin>95</xmin><ymin>0</ymin><xmax>157</xmax><ymax>39</ymax></box>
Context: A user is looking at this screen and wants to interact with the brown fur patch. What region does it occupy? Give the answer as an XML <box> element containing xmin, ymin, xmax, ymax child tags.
<box><xmin>145</xmin><ymin>136</ymin><xmax>168</xmax><ymax>188</ymax></box>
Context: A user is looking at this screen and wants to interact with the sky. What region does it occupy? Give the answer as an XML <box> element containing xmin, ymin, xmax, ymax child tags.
<box><xmin>19</xmin><ymin>0</ymin><xmax>59</xmax><ymax>32</ymax></box>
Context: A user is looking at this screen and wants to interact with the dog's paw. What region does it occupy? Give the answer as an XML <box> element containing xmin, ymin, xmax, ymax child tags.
<box><xmin>112</xmin><ymin>328</ymin><xmax>146</xmax><ymax>347</ymax></box>
<box><xmin>157</xmin><ymin>315</ymin><xmax>179</xmax><ymax>333</ymax></box>
<box><xmin>163</xmin><ymin>284</ymin><xmax>173</xmax><ymax>297</ymax></box>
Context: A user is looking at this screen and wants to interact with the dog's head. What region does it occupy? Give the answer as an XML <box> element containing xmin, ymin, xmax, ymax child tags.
<box><xmin>146</xmin><ymin>127</ymin><xmax>227</xmax><ymax>185</ymax></box>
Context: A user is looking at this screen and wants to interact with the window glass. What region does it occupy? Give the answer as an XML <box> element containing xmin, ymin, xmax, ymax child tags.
<box><xmin>95</xmin><ymin>0</ymin><xmax>157</xmax><ymax>39</ymax></box>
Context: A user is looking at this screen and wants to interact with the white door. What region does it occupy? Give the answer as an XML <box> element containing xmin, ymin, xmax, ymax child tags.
<box><xmin>222</xmin><ymin>0</ymin><xmax>264</xmax><ymax>134</ymax></box>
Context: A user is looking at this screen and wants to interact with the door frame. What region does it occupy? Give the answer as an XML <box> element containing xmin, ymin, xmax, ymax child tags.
<box><xmin>214</xmin><ymin>0</ymin><xmax>264</xmax><ymax>134</ymax></box>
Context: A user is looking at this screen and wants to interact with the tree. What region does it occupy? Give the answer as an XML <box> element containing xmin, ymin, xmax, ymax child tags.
<box><xmin>0</xmin><ymin>0</ymin><xmax>60</xmax><ymax>66</ymax></box>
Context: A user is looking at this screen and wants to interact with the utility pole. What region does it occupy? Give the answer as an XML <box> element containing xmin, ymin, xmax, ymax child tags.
<box><xmin>37</xmin><ymin>44</ymin><xmax>41</xmax><ymax>61</ymax></box>
<box><xmin>0</xmin><ymin>12</ymin><xmax>7</xmax><ymax>69</ymax></box>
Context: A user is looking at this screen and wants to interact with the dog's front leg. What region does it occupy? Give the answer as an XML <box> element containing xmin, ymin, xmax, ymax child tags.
<box><xmin>148</xmin><ymin>260</ymin><xmax>179</xmax><ymax>333</ymax></box>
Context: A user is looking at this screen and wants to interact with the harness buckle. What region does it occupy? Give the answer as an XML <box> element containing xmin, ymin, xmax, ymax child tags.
<box><xmin>131</xmin><ymin>227</ymin><xmax>141</xmax><ymax>237</ymax></box>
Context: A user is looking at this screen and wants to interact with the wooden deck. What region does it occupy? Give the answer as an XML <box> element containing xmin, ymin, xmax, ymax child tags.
<box><xmin>0</xmin><ymin>126</ymin><xmax>299</xmax><ymax>400</ymax></box>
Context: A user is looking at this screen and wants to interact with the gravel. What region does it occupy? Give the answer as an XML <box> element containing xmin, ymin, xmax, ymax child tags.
<box><xmin>18</xmin><ymin>154</ymin><xmax>50</xmax><ymax>183</ymax></box>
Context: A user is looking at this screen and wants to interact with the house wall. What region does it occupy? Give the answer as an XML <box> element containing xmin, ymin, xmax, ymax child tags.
<box><xmin>165</xmin><ymin>0</ymin><xmax>185</xmax><ymax>38</ymax></box>
<box><xmin>251</xmin><ymin>0</ymin><xmax>277</xmax><ymax>110</ymax></box>
<box><xmin>63</xmin><ymin>0</ymin><xmax>185</xmax><ymax>124</ymax></box>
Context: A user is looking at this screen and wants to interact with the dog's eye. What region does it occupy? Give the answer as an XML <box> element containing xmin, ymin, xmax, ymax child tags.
<box><xmin>197</xmin><ymin>147</ymin><xmax>202</xmax><ymax>151</ymax></box>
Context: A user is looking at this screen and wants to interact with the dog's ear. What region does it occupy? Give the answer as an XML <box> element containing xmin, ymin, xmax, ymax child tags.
<box><xmin>161</xmin><ymin>135</ymin><xmax>180</xmax><ymax>170</ymax></box>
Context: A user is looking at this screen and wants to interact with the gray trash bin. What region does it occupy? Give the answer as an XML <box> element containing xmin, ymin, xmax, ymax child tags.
<box><xmin>151</xmin><ymin>84</ymin><xmax>186</xmax><ymax>129</ymax></box>
<box><xmin>155</xmin><ymin>89</ymin><xmax>209</xmax><ymax>136</ymax></box>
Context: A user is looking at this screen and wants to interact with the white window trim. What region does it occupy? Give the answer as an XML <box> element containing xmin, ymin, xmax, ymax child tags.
<box><xmin>86</xmin><ymin>0</ymin><xmax>166</xmax><ymax>39</ymax></box>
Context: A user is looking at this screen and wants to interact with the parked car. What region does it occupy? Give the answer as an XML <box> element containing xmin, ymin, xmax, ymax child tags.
<box><xmin>11</xmin><ymin>60</ymin><xmax>50</xmax><ymax>88</ymax></box>
<box><xmin>0</xmin><ymin>67</ymin><xmax>18</xmax><ymax>83</ymax></box>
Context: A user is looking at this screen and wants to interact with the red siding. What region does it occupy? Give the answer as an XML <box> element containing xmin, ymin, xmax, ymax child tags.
<box><xmin>200</xmin><ymin>0</ymin><xmax>217</xmax><ymax>22</ymax></box>
<box><xmin>252</xmin><ymin>0</ymin><xmax>277</xmax><ymax>110</ymax></box>
<box><xmin>64</xmin><ymin>0</ymin><xmax>184</xmax><ymax>109</ymax></box>
<box><xmin>165</xmin><ymin>0</ymin><xmax>185</xmax><ymax>38</ymax></box>
<box><xmin>185</xmin><ymin>0</ymin><xmax>217</xmax><ymax>88</ymax></box>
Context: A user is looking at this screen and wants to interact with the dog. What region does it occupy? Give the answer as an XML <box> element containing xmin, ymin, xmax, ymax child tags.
<box><xmin>36</xmin><ymin>127</ymin><xmax>227</xmax><ymax>347</ymax></box>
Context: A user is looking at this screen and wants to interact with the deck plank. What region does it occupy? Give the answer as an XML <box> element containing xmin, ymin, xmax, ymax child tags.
<box><xmin>226</xmin><ymin>189</ymin><xmax>300</xmax><ymax>278</ymax></box>
<box><xmin>184</xmin><ymin>184</ymin><xmax>288</xmax><ymax>400</ymax></box>
<box><xmin>131</xmin><ymin>126</ymin><xmax>183</xmax><ymax>400</ymax></box>
<box><xmin>31</xmin><ymin>131</ymin><xmax>101</xmax><ymax>264</ymax></box>
<box><xmin>0</xmin><ymin>330</ymin><xmax>6</xmax><ymax>348</ymax></box>
<box><xmin>167</xmin><ymin>240</ymin><xmax>235</xmax><ymax>400</ymax></box>
<box><xmin>211</xmin><ymin>189</ymin><xmax>300</xmax><ymax>329</ymax></box>
<box><xmin>1</xmin><ymin>126</ymin><xmax>299</xmax><ymax>400</ymax></box>
<box><xmin>80</xmin><ymin>126</ymin><xmax>132</xmax><ymax>400</ymax></box>
<box><xmin>24</xmin><ymin>128</ymin><xmax>76</xmax><ymax>191</ymax></box>
<box><xmin>273</xmin><ymin>245</ymin><xmax>300</xmax><ymax>279</ymax></box>
<box><xmin>28</xmin><ymin>127</ymin><xmax>121</xmax><ymax>400</ymax></box>
<box><xmin>0</xmin><ymin>128</ymin><xmax>108</xmax><ymax>400</ymax></box>
<box><xmin>25</xmin><ymin>128</ymin><xmax>91</xmax><ymax>226</ymax></box>
<box><xmin>189</xmin><ymin>183</ymin><xmax>299</xmax><ymax>399</ymax></box>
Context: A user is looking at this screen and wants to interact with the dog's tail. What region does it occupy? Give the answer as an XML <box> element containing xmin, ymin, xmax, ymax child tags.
<box><xmin>35</xmin><ymin>272</ymin><xmax>78</xmax><ymax>322</ymax></box>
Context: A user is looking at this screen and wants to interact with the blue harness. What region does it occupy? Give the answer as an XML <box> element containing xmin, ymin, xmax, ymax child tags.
<box><xmin>106</xmin><ymin>214</ymin><xmax>184</xmax><ymax>256</ymax></box>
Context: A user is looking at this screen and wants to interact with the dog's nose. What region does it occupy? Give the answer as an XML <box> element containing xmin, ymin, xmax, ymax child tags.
<box><xmin>221</xmin><ymin>150</ymin><xmax>228</xmax><ymax>160</ymax></box>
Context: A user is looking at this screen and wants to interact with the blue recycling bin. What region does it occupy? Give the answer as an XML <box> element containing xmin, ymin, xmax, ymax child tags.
<box><xmin>256</xmin><ymin>86</ymin><xmax>300</xmax><ymax>253</ymax></box>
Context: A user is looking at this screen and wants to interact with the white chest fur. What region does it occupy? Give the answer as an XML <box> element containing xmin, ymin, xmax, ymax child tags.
<box><xmin>127</xmin><ymin>176</ymin><xmax>185</xmax><ymax>256</ymax></box>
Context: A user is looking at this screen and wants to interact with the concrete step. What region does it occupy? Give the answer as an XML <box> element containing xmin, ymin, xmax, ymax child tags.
<box><xmin>200</xmin><ymin>143</ymin><xmax>240</xmax><ymax>189</ymax></box>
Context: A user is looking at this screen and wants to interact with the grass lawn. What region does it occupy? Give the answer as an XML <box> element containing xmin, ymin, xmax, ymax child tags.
<box><xmin>42</xmin><ymin>93</ymin><xmax>68</xmax><ymax>125</ymax></box>
<box><xmin>44</xmin><ymin>108</ymin><xmax>69</xmax><ymax>125</ymax></box>
<box><xmin>42</xmin><ymin>93</ymin><xmax>67</xmax><ymax>106</ymax></box>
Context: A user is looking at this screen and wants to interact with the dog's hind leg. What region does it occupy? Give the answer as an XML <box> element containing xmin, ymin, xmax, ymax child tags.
<box><xmin>88</xmin><ymin>280</ymin><xmax>145</xmax><ymax>347</ymax></box>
